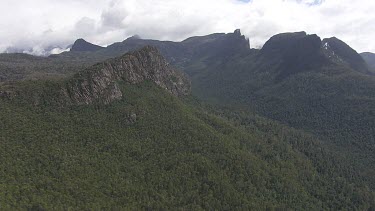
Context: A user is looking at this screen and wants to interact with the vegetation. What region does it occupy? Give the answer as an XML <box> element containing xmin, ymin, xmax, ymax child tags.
<box><xmin>1</xmin><ymin>80</ymin><xmax>374</xmax><ymax>209</ymax></box>
<box><xmin>1</xmin><ymin>31</ymin><xmax>375</xmax><ymax>209</ymax></box>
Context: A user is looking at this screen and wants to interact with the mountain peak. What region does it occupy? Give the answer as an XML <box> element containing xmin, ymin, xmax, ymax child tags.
<box><xmin>322</xmin><ymin>37</ymin><xmax>369</xmax><ymax>73</ymax></box>
<box><xmin>260</xmin><ymin>31</ymin><xmax>325</xmax><ymax>78</ymax></box>
<box><xmin>234</xmin><ymin>29</ymin><xmax>241</xmax><ymax>35</ymax></box>
<box><xmin>127</xmin><ymin>35</ymin><xmax>141</xmax><ymax>40</ymax></box>
<box><xmin>261</xmin><ymin>31</ymin><xmax>311</xmax><ymax>55</ymax></box>
<box><xmin>70</xmin><ymin>38</ymin><xmax>104</xmax><ymax>52</ymax></box>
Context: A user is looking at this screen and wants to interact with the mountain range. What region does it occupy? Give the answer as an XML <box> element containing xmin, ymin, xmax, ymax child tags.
<box><xmin>1</xmin><ymin>30</ymin><xmax>375</xmax><ymax>209</ymax></box>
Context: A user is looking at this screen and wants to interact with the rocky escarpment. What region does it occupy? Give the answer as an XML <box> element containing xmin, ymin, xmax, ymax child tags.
<box><xmin>261</xmin><ymin>31</ymin><xmax>311</xmax><ymax>56</ymax></box>
<box><xmin>63</xmin><ymin>46</ymin><xmax>190</xmax><ymax>105</ymax></box>
<box><xmin>259</xmin><ymin>31</ymin><xmax>372</xmax><ymax>78</ymax></box>
<box><xmin>260</xmin><ymin>32</ymin><xmax>327</xmax><ymax>79</ymax></box>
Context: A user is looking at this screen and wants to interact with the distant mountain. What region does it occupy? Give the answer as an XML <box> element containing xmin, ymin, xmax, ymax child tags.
<box><xmin>0</xmin><ymin>29</ymin><xmax>250</xmax><ymax>81</ymax></box>
<box><xmin>260</xmin><ymin>32</ymin><xmax>327</xmax><ymax>79</ymax></box>
<box><xmin>70</xmin><ymin>38</ymin><xmax>104</xmax><ymax>52</ymax></box>
<box><xmin>186</xmin><ymin>31</ymin><xmax>375</xmax><ymax>135</ymax></box>
<box><xmin>178</xmin><ymin>31</ymin><xmax>375</xmax><ymax>191</ymax></box>
<box><xmin>361</xmin><ymin>52</ymin><xmax>375</xmax><ymax>72</ymax></box>
<box><xmin>322</xmin><ymin>37</ymin><xmax>370</xmax><ymax>74</ymax></box>
<box><xmin>99</xmin><ymin>29</ymin><xmax>250</xmax><ymax>65</ymax></box>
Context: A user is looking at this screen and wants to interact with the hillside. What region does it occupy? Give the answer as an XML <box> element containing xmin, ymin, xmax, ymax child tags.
<box><xmin>361</xmin><ymin>52</ymin><xmax>375</xmax><ymax>72</ymax></box>
<box><xmin>0</xmin><ymin>53</ymin><xmax>93</xmax><ymax>82</ymax></box>
<box><xmin>1</xmin><ymin>46</ymin><xmax>375</xmax><ymax>210</ymax></box>
<box><xmin>178</xmin><ymin>31</ymin><xmax>375</xmax><ymax>191</ymax></box>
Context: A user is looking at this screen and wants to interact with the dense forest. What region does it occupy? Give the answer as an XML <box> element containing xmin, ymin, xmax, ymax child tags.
<box><xmin>1</xmin><ymin>79</ymin><xmax>374</xmax><ymax>209</ymax></box>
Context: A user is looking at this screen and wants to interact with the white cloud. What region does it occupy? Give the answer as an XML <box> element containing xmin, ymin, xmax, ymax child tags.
<box><xmin>0</xmin><ymin>0</ymin><xmax>374</xmax><ymax>55</ymax></box>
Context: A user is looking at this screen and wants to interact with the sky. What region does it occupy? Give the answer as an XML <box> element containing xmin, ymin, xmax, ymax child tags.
<box><xmin>0</xmin><ymin>0</ymin><xmax>374</xmax><ymax>55</ymax></box>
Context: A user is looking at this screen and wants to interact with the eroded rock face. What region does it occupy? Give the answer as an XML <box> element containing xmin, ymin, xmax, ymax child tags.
<box><xmin>64</xmin><ymin>46</ymin><xmax>191</xmax><ymax>105</ymax></box>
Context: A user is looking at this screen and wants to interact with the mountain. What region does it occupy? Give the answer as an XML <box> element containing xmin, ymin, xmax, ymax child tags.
<box><xmin>1</xmin><ymin>46</ymin><xmax>190</xmax><ymax>105</ymax></box>
<box><xmin>97</xmin><ymin>29</ymin><xmax>250</xmax><ymax>66</ymax></box>
<box><xmin>177</xmin><ymin>31</ymin><xmax>375</xmax><ymax>191</ymax></box>
<box><xmin>361</xmin><ymin>52</ymin><xmax>375</xmax><ymax>72</ymax></box>
<box><xmin>70</xmin><ymin>38</ymin><xmax>104</xmax><ymax>52</ymax></box>
<box><xmin>0</xmin><ymin>29</ymin><xmax>250</xmax><ymax>82</ymax></box>
<box><xmin>1</xmin><ymin>45</ymin><xmax>375</xmax><ymax>210</ymax></box>
<box><xmin>64</xmin><ymin>46</ymin><xmax>190</xmax><ymax>105</ymax></box>
<box><xmin>260</xmin><ymin>31</ymin><xmax>327</xmax><ymax>79</ymax></box>
<box><xmin>322</xmin><ymin>37</ymin><xmax>371</xmax><ymax>74</ymax></box>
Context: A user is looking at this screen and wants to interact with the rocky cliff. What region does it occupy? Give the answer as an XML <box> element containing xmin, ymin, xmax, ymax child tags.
<box><xmin>259</xmin><ymin>32</ymin><xmax>371</xmax><ymax>78</ymax></box>
<box><xmin>63</xmin><ymin>46</ymin><xmax>190</xmax><ymax>105</ymax></box>
<box><xmin>260</xmin><ymin>32</ymin><xmax>328</xmax><ymax>79</ymax></box>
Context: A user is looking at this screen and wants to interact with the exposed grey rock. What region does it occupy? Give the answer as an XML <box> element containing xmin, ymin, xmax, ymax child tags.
<box><xmin>64</xmin><ymin>46</ymin><xmax>191</xmax><ymax>105</ymax></box>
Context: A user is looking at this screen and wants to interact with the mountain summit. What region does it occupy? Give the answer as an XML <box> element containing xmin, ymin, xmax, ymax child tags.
<box><xmin>259</xmin><ymin>32</ymin><xmax>371</xmax><ymax>76</ymax></box>
<box><xmin>322</xmin><ymin>37</ymin><xmax>370</xmax><ymax>74</ymax></box>
<box><xmin>70</xmin><ymin>38</ymin><xmax>104</xmax><ymax>52</ymax></box>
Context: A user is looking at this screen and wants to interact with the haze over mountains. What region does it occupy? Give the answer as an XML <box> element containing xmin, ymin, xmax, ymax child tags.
<box><xmin>361</xmin><ymin>52</ymin><xmax>375</xmax><ymax>72</ymax></box>
<box><xmin>1</xmin><ymin>29</ymin><xmax>375</xmax><ymax>209</ymax></box>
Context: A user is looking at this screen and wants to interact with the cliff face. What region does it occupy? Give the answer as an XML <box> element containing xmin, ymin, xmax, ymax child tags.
<box><xmin>259</xmin><ymin>32</ymin><xmax>371</xmax><ymax>79</ymax></box>
<box><xmin>260</xmin><ymin>32</ymin><xmax>328</xmax><ymax>79</ymax></box>
<box><xmin>64</xmin><ymin>46</ymin><xmax>191</xmax><ymax>105</ymax></box>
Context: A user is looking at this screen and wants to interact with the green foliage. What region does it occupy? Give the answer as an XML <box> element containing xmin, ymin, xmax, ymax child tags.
<box><xmin>1</xmin><ymin>81</ymin><xmax>374</xmax><ymax>210</ymax></box>
<box><xmin>181</xmin><ymin>50</ymin><xmax>375</xmax><ymax>190</ymax></box>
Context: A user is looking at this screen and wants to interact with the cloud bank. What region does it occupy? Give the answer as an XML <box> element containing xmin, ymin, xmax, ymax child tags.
<box><xmin>0</xmin><ymin>0</ymin><xmax>374</xmax><ymax>55</ymax></box>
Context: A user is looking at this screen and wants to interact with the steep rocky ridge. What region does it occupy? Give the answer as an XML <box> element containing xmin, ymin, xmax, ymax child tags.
<box><xmin>260</xmin><ymin>32</ymin><xmax>327</xmax><ymax>79</ymax></box>
<box><xmin>64</xmin><ymin>46</ymin><xmax>190</xmax><ymax>105</ymax></box>
<box><xmin>0</xmin><ymin>46</ymin><xmax>190</xmax><ymax>106</ymax></box>
<box><xmin>322</xmin><ymin>37</ymin><xmax>370</xmax><ymax>74</ymax></box>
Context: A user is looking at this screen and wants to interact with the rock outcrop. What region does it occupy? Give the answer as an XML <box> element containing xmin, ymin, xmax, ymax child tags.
<box><xmin>63</xmin><ymin>46</ymin><xmax>191</xmax><ymax>105</ymax></box>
